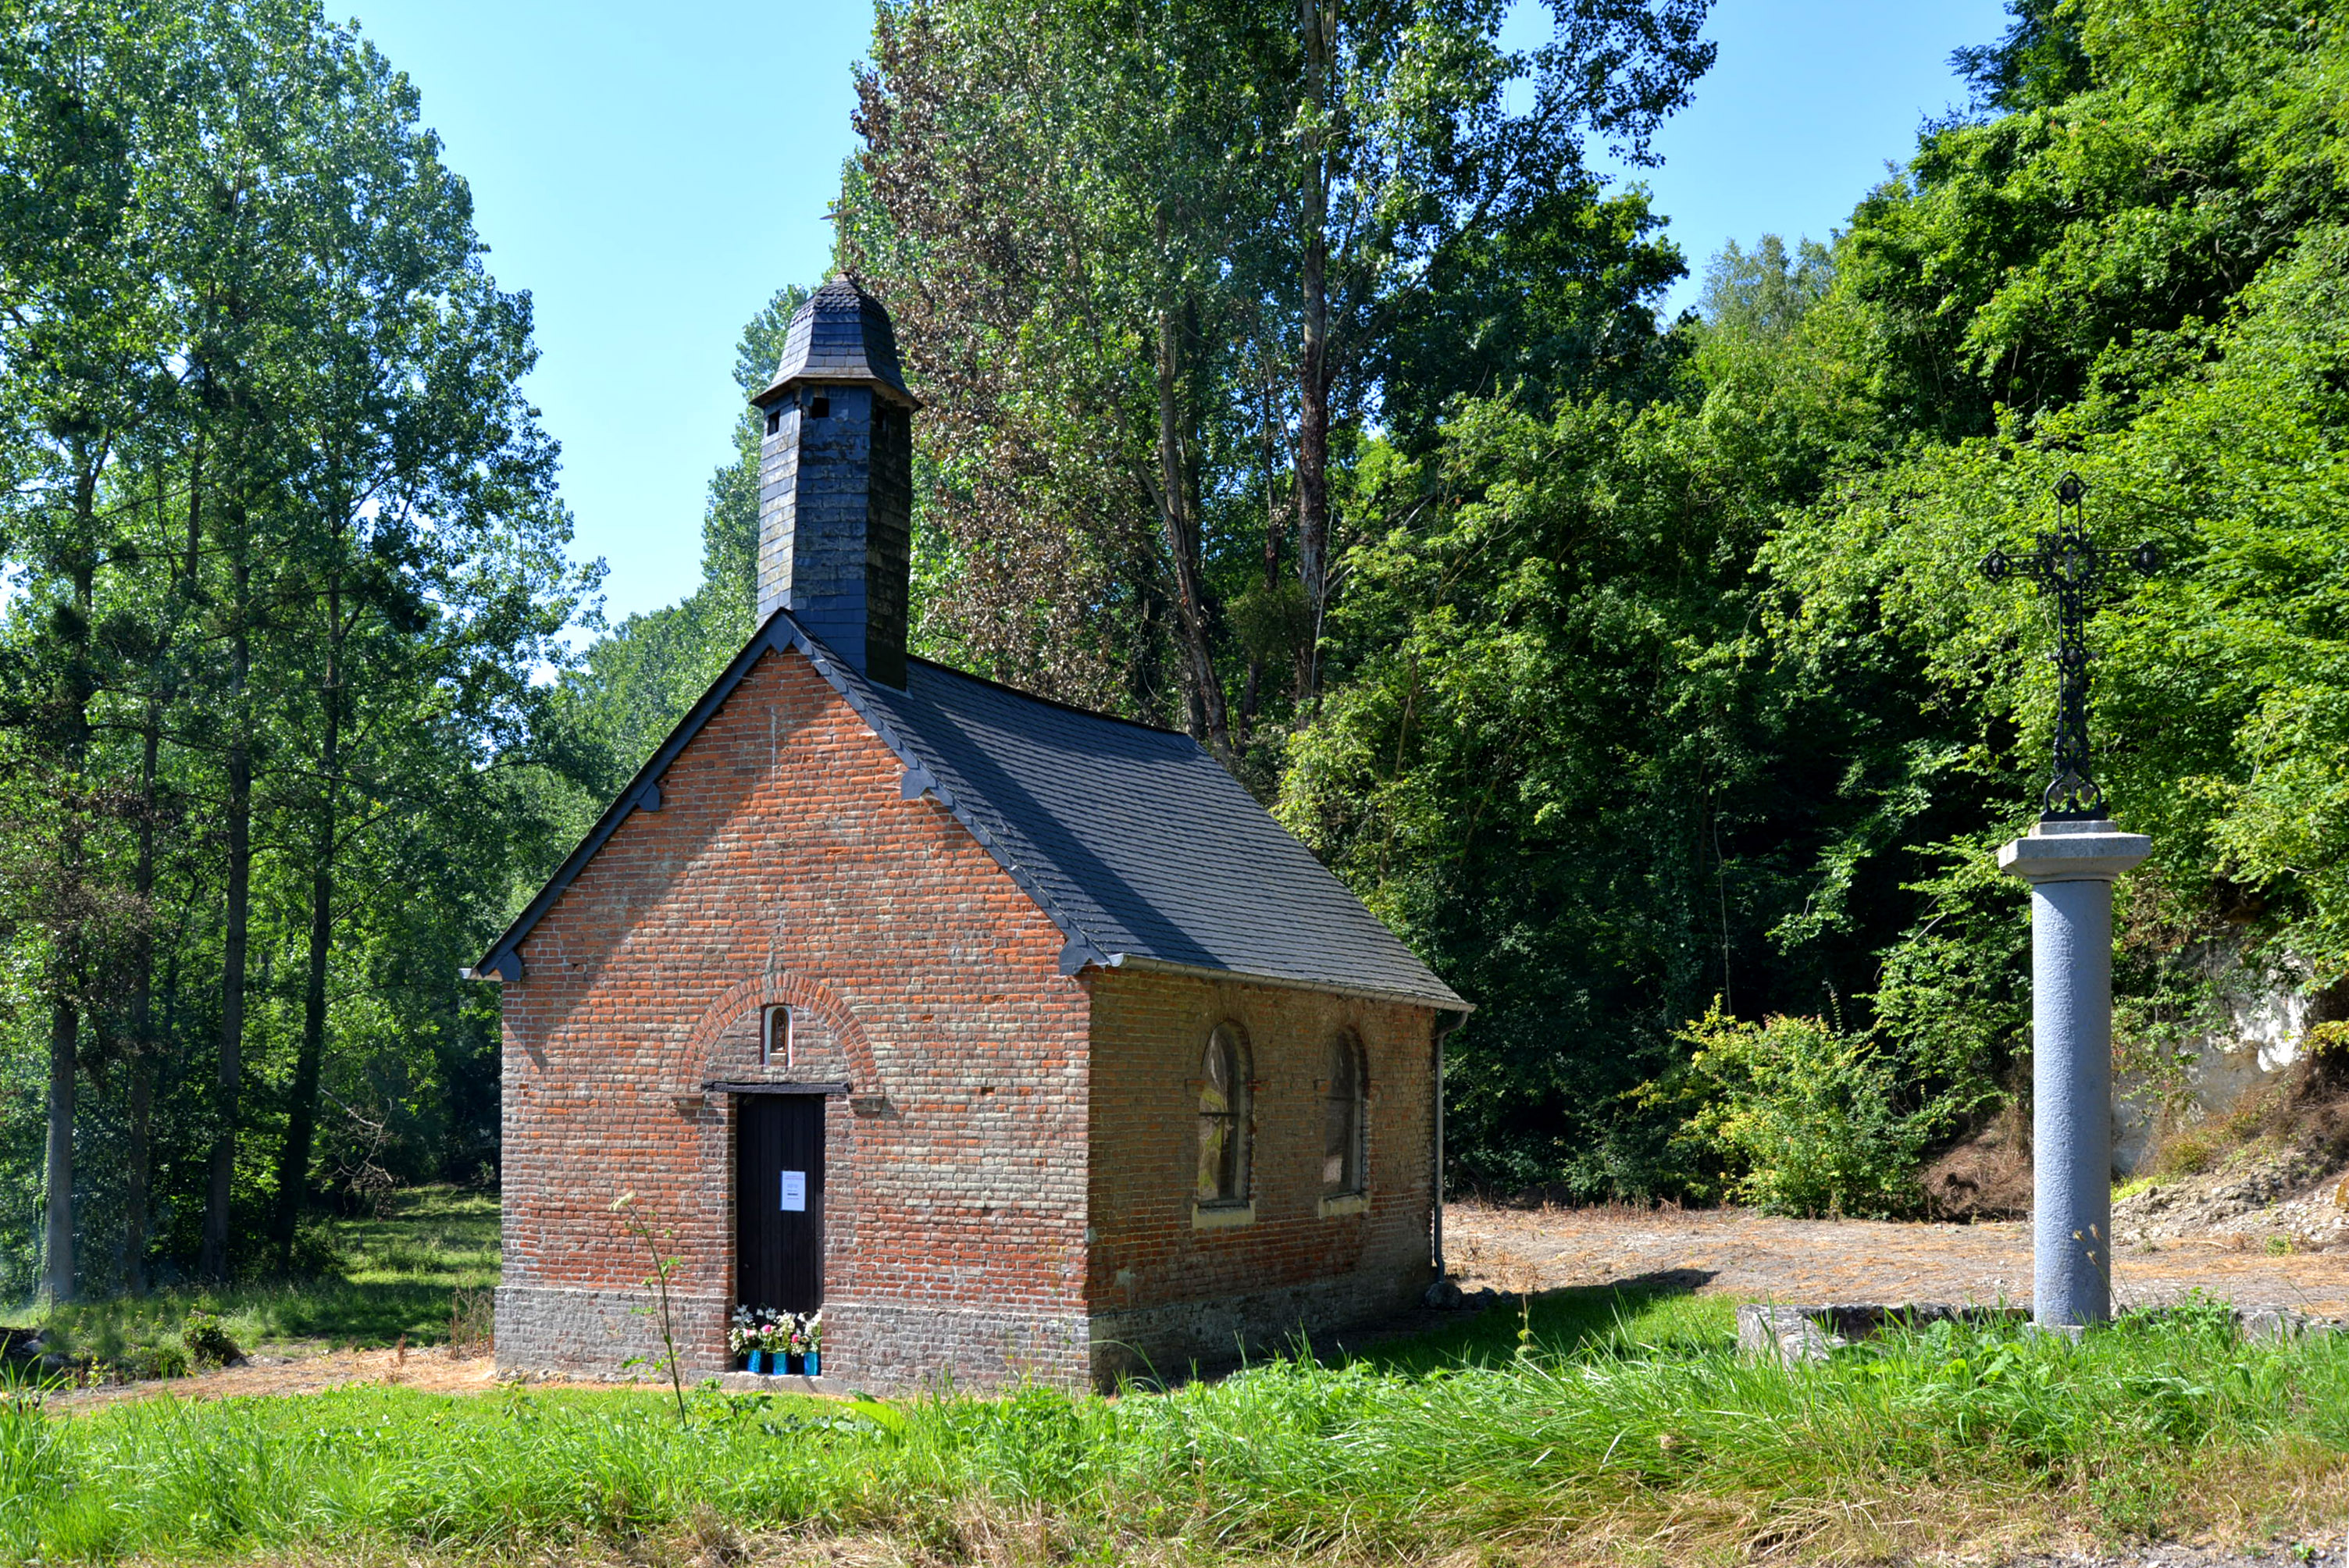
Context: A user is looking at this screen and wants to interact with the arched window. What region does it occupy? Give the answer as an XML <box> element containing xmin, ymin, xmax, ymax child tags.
<box><xmin>1196</xmin><ymin>1024</ymin><xmax>1250</xmax><ymax>1205</ymax></box>
<box><xmin>1323</xmin><ymin>1034</ymin><xmax>1365</xmax><ymax>1196</ymax></box>
<box><xmin>762</xmin><ymin>1005</ymin><xmax>793</xmax><ymax>1068</ymax></box>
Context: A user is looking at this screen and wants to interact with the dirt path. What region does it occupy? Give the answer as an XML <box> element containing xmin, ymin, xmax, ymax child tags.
<box><xmin>44</xmin><ymin>1345</ymin><xmax>624</xmax><ymax>1413</ymax></box>
<box><xmin>1447</xmin><ymin>1201</ymin><xmax>2349</xmax><ymax>1317</ymax></box>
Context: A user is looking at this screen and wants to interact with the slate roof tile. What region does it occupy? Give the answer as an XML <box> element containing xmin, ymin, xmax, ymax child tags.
<box><xmin>754</xmin><ymin>276</ymin><xmax>917</xmax><ymax>408</ymax></box>
<box><xmin>479</xmin><ymin>612</ymin><xmax>1464</xmax><ymax>1011</ymax></box>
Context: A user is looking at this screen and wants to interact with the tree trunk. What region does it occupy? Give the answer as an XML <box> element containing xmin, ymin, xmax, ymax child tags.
<box><xmin>274</xmin><ymin>576</ymin><xmax>340</xmax><ymax>1270</ymax></box>
<box><xmin>1154</xmin><ymin>290</ymin><xmax>1232</xmax><ymax>762</ymax></box>
<box><xmin>124</xmin><ymin>701</ymin><xmax>162</xmax><ymax>1295</ymax></box>
<box><xmin>124</xmin><ymin>1051</ymin><xmax>153</xmax><ymax>1294</ymax></box>
<box><xmin>43</xmin><ymin>992</ymin><xmax>76</xmax><ymax>1303</ymax></box>
<box><xmin>1239</xmin><ymin>362</ymin><xmax>1286</xmax><ymax>742</ymax></box>
<box><xmin>202</xmin><ymin>507</ymin><xmax>249</xmax><ymax>1281</ymax></box>
<box><xmin>1295</xmin><ymin>0</ymin><xmax>1334</xmax><ymax>703</ymax></box>
<box><xmin>44</xmin><ymin>461</ymin><xmax>102</xmax><ymax>1305</ymax></box>
<box><xmin>275</xmin><ymin>824</ymin><xmax>333</xmax><ymax>1269</ymax></box>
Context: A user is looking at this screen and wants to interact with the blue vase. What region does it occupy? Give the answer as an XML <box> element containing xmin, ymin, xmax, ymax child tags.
<box><xmin>805</xmin><ymin>1351</ymin><xmax>820</xmax><ymax>1377</ymax></box>
<box><xmin>747</xmin><ymin>1350</ymin><xmax>768</xmax><ymax>1374</ymax></box>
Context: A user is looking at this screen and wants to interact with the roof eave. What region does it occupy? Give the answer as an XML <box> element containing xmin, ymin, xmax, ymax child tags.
<box><xmin>472</xmin><ymin>613</ymin><xmax>1469</xmax><ymax>1021</ymax></box>
<box><xmin>751</xmin><ymin>369</ymin><xmax>922</xmax><ymax>411</ymax></box>
<box><xmin>1079</xmin><ymin>952</ymin><xmax>1470</xmax><ymax>1014</ymax></box>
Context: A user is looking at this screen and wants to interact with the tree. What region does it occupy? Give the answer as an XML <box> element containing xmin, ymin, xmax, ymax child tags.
<box><xmin>840</xmin><ymin>0</ymin><xmax>1713</xmax><ymax>762</ymax></box>
<box><xmin>1277</xmin><ymin>0</ymin><xmax>1714</xmax><ymax>697</ymax></box>
<box><xmin>0</xmin><ymin>0</ymin><xmax>181</xmax><ymax>1299</ymax></box>
<box><xmin>0</xmin><ymin>0</ymin><xmax>593</xmax><ymax>1292</ymax></box>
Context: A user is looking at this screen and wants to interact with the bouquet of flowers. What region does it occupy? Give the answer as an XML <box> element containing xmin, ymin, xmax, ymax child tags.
<box><xmin>798</xmin><ymin>1310</ymin><xmax>822</xmax><ymax>1354</ymax></box>
<box><xmin>727</xmin><ymin>1306</ymin><xmax>758</xmax><ymax>1358</ymax></box>
<box><xmin>757</xmin><ymin>1309</ymin><xmax>790</xmax><ymax>1358</ymax></box>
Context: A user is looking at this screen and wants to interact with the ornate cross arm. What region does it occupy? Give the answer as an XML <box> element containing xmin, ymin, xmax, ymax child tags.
<box><xmin>1980</xmin><ymin>473</ymin><xmax>2160</xmax><ymax>822</ymax></box>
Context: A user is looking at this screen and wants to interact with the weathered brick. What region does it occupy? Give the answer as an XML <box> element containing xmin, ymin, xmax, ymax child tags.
<box><xmin>496</xmin><ymin>646</ymin><xmax>1438</xmax><ymax>1392</ymax></box>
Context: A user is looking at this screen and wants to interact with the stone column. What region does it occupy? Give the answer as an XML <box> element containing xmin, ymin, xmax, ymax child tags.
<box><xmin>1998</xmin><ymin>819</ymin><xmax>2150</xmax><ymax>1327</ymax></box>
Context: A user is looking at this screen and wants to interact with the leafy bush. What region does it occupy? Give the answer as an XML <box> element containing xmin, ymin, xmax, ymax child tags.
<box><xmin>130</xmin><ymin>1344</ymin><xmax>188</xmax><ymax>1381</ymax></box>
<box><xmin>180</xmin><ymin>1313</ymin><xmax>241</xmax><ymax>1369</ymax></box>
<box><xmin>1657</xmin><ymin>1004</ymin><xmax>1955</xmax><ymax>1217</ymax></box>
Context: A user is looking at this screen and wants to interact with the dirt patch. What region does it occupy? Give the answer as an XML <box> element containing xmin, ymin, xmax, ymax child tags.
<box><xmin>45</xmin><ymin>1344</ymin><xmax>626</xmax><ymax>1413</ymax></box>
<box><xmin>1922</xmin><ymin>1103</ymin><xmax>2035</xmax><ymax>1221</ymax></box>
<box><xmin>2116</xmin><ymin>1137</ymin><xmax>2349</xmax><ymax>1250</ymax></box>
<box><xmin>1448</xmin><ymin>1199</ymin><xmax>2349</xmax><ymax>1316</ymax></box>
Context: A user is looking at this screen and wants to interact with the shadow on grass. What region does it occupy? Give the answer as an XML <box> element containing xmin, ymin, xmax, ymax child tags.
<box><xmin>11</xmin><ymin>1185</ymin><xmax>500</xmax><ymax>1358</ymax></box>
<box><xmin>1342</xmin><ymin>1269</ymin><xmax>1735</xmax><ymax>1375</ymax></box>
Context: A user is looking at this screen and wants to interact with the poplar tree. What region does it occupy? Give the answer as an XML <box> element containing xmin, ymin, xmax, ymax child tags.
<box><xmin>843</xmin><ymin>0</ymin><xmax>1712</xmax><ymax>749</ymax></box>
<box><xmin>0</xmin><ymin>0</ymin><xmax>590</xmax><ymax>1288</ymax></box>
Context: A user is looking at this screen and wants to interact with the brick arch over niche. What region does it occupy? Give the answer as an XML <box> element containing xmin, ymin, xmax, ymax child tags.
<box><xmin>682</xmin><ymin>970</ymin><xmax>884</xmax><ymax>1099</ymax></box>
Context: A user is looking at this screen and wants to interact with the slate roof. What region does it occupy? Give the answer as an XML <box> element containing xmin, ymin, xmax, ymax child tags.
<box><xmin>476</xmin><ymin>611</ymin><xmax>1466</xmax><ymax>1011</ymax></box>
<box><xmin>753</xmin><ymin>276</ymin><xmax>918</xmax><ymax>408</ymax></box>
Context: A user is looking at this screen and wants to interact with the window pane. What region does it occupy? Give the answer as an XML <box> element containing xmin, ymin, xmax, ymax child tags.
<box><xmin>1199</xmin><ymin>1038</ymin><xmax>1231</xmax><ymax>1114</ymax></box>
<box><xmin>1199</xmin><ymin>1028</ymin><xmax>1244</xmax><ymax>1203</ymax></box>
<box><xmin>1324</xmin><ymin>1038</ymin><xmax>1360</xmax><ymax>1195</ymax></box>
<box><xmin>1198</xmin><ymin>1113</ymin><xmax>1232</xmax><ymax>1199</ymax></box>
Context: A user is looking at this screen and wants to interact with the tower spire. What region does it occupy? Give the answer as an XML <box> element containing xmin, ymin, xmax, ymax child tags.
<box><xmin>750</xmin><ymin>277</ymin><xmax>918</xmax><ymax>686</ymax></box>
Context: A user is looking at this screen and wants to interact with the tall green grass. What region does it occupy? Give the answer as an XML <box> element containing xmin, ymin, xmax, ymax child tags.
<box><xmin>6</xmin><ymin>1289</ymin><xmax>2347</xmax><ymax>1563</ymax></box>
<box><xmin>20</xmin><ymin>1187</ymin><xmax>497</xmax><ymax>1360</ymax></box>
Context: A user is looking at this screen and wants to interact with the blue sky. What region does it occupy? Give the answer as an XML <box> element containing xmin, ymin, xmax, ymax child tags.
<box><xmin>351</xmin><ymin>0</ymin><xmax>2012</xmax><ymax>627</ymax></box>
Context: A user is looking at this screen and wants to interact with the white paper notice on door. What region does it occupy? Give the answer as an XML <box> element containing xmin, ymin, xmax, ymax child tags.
<box><xmin>779</xmin><ymin>1171</ymin><xmax>807</xmax><ymax>1212</ymax></box>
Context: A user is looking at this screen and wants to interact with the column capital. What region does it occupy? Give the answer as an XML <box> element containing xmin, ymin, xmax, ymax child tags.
<box><xmin>1997</xmin><ymin>819</ymin><xmax>2151</xmax><ymax>883</ymax></box>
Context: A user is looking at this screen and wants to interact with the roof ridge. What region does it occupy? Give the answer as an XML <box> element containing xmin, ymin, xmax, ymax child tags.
<box><xmin>472</xmin><ymin>610</ymin><xmax>1466</xmax><ymax>1010</ymax></box>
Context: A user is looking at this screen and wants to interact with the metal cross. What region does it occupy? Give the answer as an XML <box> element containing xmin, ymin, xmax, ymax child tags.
<box><xmin>1980</xmin><ymin>473</ymin><xmax>2161</xmax><ymax>821</ymax></box>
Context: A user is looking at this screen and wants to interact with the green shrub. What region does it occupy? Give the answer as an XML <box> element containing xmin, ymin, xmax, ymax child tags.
<box><xmin>131</xmin><ymin>1344</ymin><xmax>189</xmax><ymax>1381</ymax></box>
<box><xmin>180</xmin><ymin>1313</ymin><xmax>240</xmax><ymax>1369</ymax></box>
<box><xmin>1659</xmin><ymin>1003</ymin><xmax>1943</xmax><ymax>1217</ymax></box>
<box><xmin>2156</xmin><ymin>1128</ymin><xmax>2218</xmax><ymax>1178</ymax></box>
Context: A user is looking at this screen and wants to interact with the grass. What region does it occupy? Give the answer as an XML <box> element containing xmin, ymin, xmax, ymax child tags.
<box><xmin>5</xmin><ymin>1285</ymin><xmax>2348</xmax><ymax>1565</ymax></box>
<box><xmin>16</xmin><ymin>1185</ymin><xmax>497</xmax><ymax>1363</ymax></box>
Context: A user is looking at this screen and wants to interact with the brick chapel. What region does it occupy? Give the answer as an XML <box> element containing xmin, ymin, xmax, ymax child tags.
<box><xmin>473</xmin><ymin>278</ymin><xmax>1469</xmax><ymax>1391</ymax></box>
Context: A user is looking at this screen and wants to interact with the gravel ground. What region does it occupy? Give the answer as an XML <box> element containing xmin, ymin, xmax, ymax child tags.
<box><xmin>1445</xmin><ymin>1200</ymin><xmax>2349</xmax><ymax>1316</ymax></box>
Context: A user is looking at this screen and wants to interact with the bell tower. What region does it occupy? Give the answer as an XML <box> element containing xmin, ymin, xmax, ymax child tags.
<box><xmin>750</xmin><ymin>276</ymin><xmax>919</xmax><ymax>688</ymax></box>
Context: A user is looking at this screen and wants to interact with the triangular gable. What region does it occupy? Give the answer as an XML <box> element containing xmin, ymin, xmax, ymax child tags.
<box><xmin>475</xmin><ymin>610</ymin><xmax>1467</xmax><ymax>1012</ymax></box>
<box><xmin>472</xmin><ymin>609</ymin><xmax>1115</xmax><ymax>982</ymax></box>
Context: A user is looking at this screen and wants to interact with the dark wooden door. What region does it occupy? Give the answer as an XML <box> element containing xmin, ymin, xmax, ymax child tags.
<box><xmin>736</xmin><ymin>1095</ymin><xmax>825</xmax><ymax>1314</ymax></box>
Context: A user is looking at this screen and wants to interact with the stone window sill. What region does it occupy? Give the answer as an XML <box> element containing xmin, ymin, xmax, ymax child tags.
<box><xmin>1318</xmin><ymin>1192</ymin><xmax>1368</xmax><ymax>1218</ymax></box>
<box><xmin>1192</xmin><ymin>1200</ymin><xmax>1256</xmax><ymax>1231</ymax></box>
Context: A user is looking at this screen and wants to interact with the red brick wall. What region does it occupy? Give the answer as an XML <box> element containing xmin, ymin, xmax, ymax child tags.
<box><xmin>1083</xmin><ymin>966</ymin><xmax>1438</xmax><ymax>1376</ymax></box>
<box><xmin>497</xmin><ymin>647</ymin><xmax>1091</xmax><ymax>1383</ymax></box>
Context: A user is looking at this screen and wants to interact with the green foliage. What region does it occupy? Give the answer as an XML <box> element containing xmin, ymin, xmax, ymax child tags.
<box><xmin>177</xmin><ymin>1312</ymin><xmax>239</xmax><ymax>1370</ymax></box>
<box><xmin>0</xmin><ymin>1298</ymin><xmax>2344</xmax><ymax>1562</ymax></box>
<box><xmin>1283</xmin><ymin>0</ymin><xmax>2349</xmax><ymax>1196</ymax></box>
<box><xmin>1283</xmin><ymin>365</ymin><xmax>1955</xmax><ymax>1192</ymax></box>
<box><xmin>1656</xmin><ymin>1003</ymin><xmax>1976</xmax><ymax>1217</ymax></box>
<box><xmin>133</xmin><ymin>1342</ymin><xmax>189</xmax><ymax>1381</ymax></box>
<box><xmin>19</xmin><ymin>1186</ymin><xmax>496</xmax><ymax>1358</ymax></box>
<box><xmin>0</xmin><ymin>0</ymin><xmax>594</xmax><ymax>1295</ymax></box>
<box><xmin>839</xmin><ymin>0</ymin><xmax>1713</xmax><ymax>758</ymax></box>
